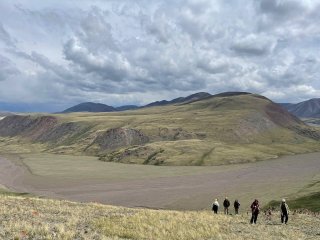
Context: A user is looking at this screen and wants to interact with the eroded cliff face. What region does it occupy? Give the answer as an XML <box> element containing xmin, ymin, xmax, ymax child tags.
<box><xmin>0</xmin><ymin>93</ymin><xmax>319</xmax><ymax>165</ymax></box>
<box><xmin>0</xmin><ymin>115</ymin><xmax>150</xmax><ymax>154</ymax></box>
<box><xmin>0</xmin><ymin>115</ymin><xmax>58</xmax><ymax>139</ymax></box>
<box><xmin>0</xmin><ymin>115</ymin><xmax>94</xmax><ymax>146</ymax></box>
<box><xmin>90</xmin><ymin>128</ymin><xmax>149</xmax><ymax>151</ymax></box>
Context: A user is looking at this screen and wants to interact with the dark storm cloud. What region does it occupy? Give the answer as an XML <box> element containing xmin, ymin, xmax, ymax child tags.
<box><xmin>0</xmin><ymin>0</ymin><xmax>320</xmax><ymax>111</ymax></box>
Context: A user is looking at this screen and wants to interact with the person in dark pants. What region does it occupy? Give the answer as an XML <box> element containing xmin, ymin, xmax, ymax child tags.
<box><xmin>212</xmin><ymin>199</ymin><xmax>219</xmax><ymax>214</ymax></box>
<box><xmin>223</xmin><ymin>197</ymin><xmax>230</xmax><ymax>215</ymax></box>
<box><xmin>280</xmin><ymin>199</ymin><xmax>289</xmax><ymax>224</ymax></box>
<box><xmin>234</xmin><ymin>199</ymin><xmax>240</xmax><ymax>214</ymax></box>
<box><xmin>250</xmin><ymin>199</ymin><xmax>260</xmax><ymax>224</ymax></box>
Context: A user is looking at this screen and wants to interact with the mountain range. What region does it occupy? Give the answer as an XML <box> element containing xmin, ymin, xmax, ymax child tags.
<box><xmin>0</xmin><ymin>92</ymin><xmax>319</xmax><ymax>166</ymax></box>
<box><xmin>61</xmin><ymin>93</ymin><xmax>320</xmax><ymax>119</ymax></box>
<box><xmin>61</xmin><ymin>92</ymin><xmax>212</xmax><ymax>113</ymax></box>
<box><xmin>280</xmin><ymin>98</ymin><xmax>320</xmax><ymax>118</ymax></box>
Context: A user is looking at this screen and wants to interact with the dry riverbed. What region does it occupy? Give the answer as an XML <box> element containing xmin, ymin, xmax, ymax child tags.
<box><xmin>0</xmin><ymin>152</ymin><xmax>319</xmax><ymax>210</ymax></box>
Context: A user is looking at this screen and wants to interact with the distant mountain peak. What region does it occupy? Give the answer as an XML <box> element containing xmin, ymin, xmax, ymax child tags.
<box><xmin>145</xmin><ymin>92</ymin><xmax>212</xmax><ymax>108</ymax></box>
<box><xmin>281</xmin><ymin>98</ymin><xmax>320</xmax><ymax>118</ymax></box>
<box><xmin>62</xmin><ymin>102</ymin><xmax>116</xmax><ymax>113</ymax></box>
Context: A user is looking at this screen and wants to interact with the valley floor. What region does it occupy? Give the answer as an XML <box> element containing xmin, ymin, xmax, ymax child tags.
<box><xmin>0</xmin><ymin>152</ymin><xmax>320</xmax><ymax>210</ymax></box>
<box><xmin>0</xmin><ymin>196</ymin><xmax>319</xmax><ymax>240</ymax></box>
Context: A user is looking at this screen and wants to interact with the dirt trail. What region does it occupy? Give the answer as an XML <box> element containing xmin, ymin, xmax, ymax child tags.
<box><xmin>0</xmin><ymin>153</ymin><xmax>319</xmax><ymax>210</ymax></box>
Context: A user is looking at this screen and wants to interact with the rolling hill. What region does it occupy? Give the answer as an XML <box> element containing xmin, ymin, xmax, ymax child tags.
<box><xmin>62</xmin><ymin>102</ymin><xmax>116</xmax><ymax>113</ymax></box>
<box><xmin>281</xmin><ymin>98</ymin><xmax>320</xmax><ymax>118</ymax></box>
<box><xmin>0</xmin><ymin>92</ymin><xmax>319</xmax><ymax>165</ymax></box>
<box><xmin>115</xmin><ymin>105</ymin><xmax>139</xmax><ymax>111</ymax></box>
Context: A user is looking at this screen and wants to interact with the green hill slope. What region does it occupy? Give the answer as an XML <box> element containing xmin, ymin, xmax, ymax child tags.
<box><xmin>0</xmin><ymin>93</ymin><xmax>319</xmax><ymax>165</ymax></box>
<box><xmin>0</xmin><ymin>195</ymin><xmax>319</xmax><ymax>240</ymax></box>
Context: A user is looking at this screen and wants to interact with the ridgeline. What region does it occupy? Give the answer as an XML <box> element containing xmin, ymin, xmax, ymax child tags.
<box><xmin>0</xmin><ymin>92</ymin><xmax>319</xmax><ymax>166</ymax></box>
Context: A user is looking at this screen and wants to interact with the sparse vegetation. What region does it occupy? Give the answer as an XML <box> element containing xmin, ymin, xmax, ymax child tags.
<box><xmin>265</xmin><ymin>192</ymin><xmax>320</xmax><ymax>213</ymax></box>
<box><xmin>0</xmin><ymin>94</ymin><xmax>320</xmax><ymax>165</ymax></box>
<box><xmin>0</xmin><ymin>188</ymin><xmax>29</xmax><ymax>197</ymax></box>
<box><xmin>0</xmin><ymin>195</ymin><xmax>319</xmax><ymax>240</ymax></box>
<box><xmin>304</xmin><ymin>118</ymin><xmax>320</xmax><ymax>127</ymax></box>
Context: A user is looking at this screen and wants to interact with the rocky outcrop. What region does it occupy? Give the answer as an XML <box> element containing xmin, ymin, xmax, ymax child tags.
<box><xmin>99</xmin><ymin>145</ymin><xmax>165</xmax><ymax>165</ymax></box>
<box><xmin>288</xmin><ymin>126</ymin><xmax>320</xmax><ymax>141</ymax></box>
<box><xmin>36</xmin><ymin>122</ymin><xmax>93</xmax><ymax>144</ymax></box>
<box><xmin>158</xmin><ymin>127</ymin><xmax>205</xmax><ymax>141</ymax></box>
<box><xmin>92</xmin><ymin>128</ymin><xmax>149</xmax><ymax>151</ymax></box>
<box><xmin>0</xmin><ymin>115</ymin><xmax>58</xmax><ymax>139</ymax></box>
<box><xmin>0</xmin><ymin>115</ymin><xmax>92</xmax><ymax>146</ymax></box>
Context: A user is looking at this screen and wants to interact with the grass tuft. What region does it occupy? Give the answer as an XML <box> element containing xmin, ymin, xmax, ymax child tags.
<box><xmin>0</xmin><ymin>195</ymin><xmax>319</xmax><ymax>239</ymax></box>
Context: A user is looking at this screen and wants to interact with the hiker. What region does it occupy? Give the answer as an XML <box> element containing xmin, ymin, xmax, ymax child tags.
<box><xmin>212</xmin><ymin>199</ymin><xmax>219</xmax><ymax>214</ymax></box>
<box><xmin>223</xmin><ymin>197</ymin><xmax>230</xmax><ymax>215</ymax></box>
<box><xmin>234</xmin><ymin>199</ymin><xmax>240</xmax><ymax>214</ymax></box>
<box><xmin>280</xmin><ymin>199</ymin><xmax>289</xmax><ymax>224</ymax></box>
<box><xmin>250</xmin><ymin>199</ymin><xmax>260</xmax><ymax>224</ymax></box>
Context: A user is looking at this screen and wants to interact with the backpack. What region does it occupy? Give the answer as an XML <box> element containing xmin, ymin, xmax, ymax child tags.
<box><xmin>281</xmin><ymin>203</ymin><xmax>287</xmax><ymax>213</ymax></box>
<box><xmin>212</xmin><ymin>204</ymin><xmax>218</xmax><ymax>211</ymax></box>
<box><xmin>224</xmin><ymin>199</ymin><xmax>230</xmax><ymax>208</ymax></box>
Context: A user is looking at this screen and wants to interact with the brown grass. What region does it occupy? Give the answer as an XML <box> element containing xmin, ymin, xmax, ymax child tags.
<box><xmin>0</xmin><ymin>195</ymin><xmax>319</xmax><ymax>240</ymax></box>
<box><xmin>0</xmin><ymin>94</ymin><xmax>319</xmax><ymax>165</ymax></box>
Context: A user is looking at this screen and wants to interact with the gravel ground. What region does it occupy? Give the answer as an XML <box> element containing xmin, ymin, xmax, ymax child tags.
<box><xmin>0</xmin><ymin>152</ymin><xmax>319</xmax><ymax>210</ymax></box>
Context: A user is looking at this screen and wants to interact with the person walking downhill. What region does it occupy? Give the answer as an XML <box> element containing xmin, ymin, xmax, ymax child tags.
<box><xmin>212</xmin><ymin>199</ymin><xmax>219</xmax><ymax>214</ymax></box>
<box><xmin>280</xmin><ymin>199</ymin><xmax>289</xmax><ymax>224</ymax></box>
<box><xmin>223</xmin><ymin>197</ymin><xmax>230</xmax><ymax>215</ymax></box>
<box><xmin>234</xmin><ymin>199</ymin><xmax>240</xmax><ymax>214</ymax></box>
<box><xmin>250</xmin><ymin>199</ymin><xmax>260</xmax><ymax>224</ymax></box>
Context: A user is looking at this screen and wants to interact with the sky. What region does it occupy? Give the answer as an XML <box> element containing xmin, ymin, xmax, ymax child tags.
<box><xmin>0</xmin><ymin>0</ymin><xmax>320</xmax><ymax>112</ymax></box>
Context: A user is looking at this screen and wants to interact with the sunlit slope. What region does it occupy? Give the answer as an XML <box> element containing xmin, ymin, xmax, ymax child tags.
<box><xmin>0</xmin><ymin>195</ymin><xmax>319</xmax><ymax>240</ymax></box>
<box><xmin>0</xmin><ymin>93</ymin><xmax>319</xmax><ymax>165</ymax></box>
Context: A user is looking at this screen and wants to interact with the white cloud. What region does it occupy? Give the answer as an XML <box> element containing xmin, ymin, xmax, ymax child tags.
<box><xmin>0</xmin><ymin>55</ymin><xmax>20</xmax><ymax>81</ymax></box>
<box><xmin>231</xmin><ymin>34</ymin><xmax>277</xmax><ymax>56</ymax></box>
<box><xmin>0</xmin><ymin>0</ymin><xmax>320</xmax><ymax>111</ymax></box>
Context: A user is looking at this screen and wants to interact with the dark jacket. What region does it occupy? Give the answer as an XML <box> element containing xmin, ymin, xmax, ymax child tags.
<box><xmin>251</xmin><ymin>200</ymin><xmax>260</xmax><ymax>214</ymax></box>
<box><xmin>234</xmin><ymin>200</ymin><xmax>240</xmax><ymax>209</ymax></box>
<box><xmin>280</xmin><ymin>202</ymin><xmax>289</xmax><ymax>215</ymax></box>
<box><xmin>223</xmin><ymin>199</ymin><xmax>230</xmax><ymax>208</ymax></box>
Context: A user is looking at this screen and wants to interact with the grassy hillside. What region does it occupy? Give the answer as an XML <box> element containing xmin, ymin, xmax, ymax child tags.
<box><xmin>266</xmin><ymin>192</ymin><xmax>320</xmax><ymax>213</ymax></box>
<box><xmin>0</xmin><ymin>93</ymin><xmax>319</xmax><ymax>165</ymax></box>
<box><xmin>0</xmin><ymin>195</ymin><xmax>319</xmax><ymax>240</ymax></box>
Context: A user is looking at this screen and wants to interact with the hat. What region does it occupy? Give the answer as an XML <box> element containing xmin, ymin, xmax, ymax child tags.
<box><xmin>282</xmin><ymin>198</ymin><xmax>286</xmax><ymax>202</ymax></box>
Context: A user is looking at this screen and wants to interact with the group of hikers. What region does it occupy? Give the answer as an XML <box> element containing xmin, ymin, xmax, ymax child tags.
<box><xmin>212</xmin><ymin>197</ymin><xmax>290</xmax><ymax>224</ymax></box>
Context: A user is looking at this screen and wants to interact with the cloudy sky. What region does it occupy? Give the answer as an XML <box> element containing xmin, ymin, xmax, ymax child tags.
<box><xmin>0</xmin><ymin>0</ymin><xmax>320</xmax><ymax>112</ymax></box>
